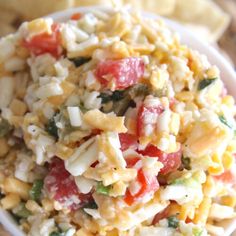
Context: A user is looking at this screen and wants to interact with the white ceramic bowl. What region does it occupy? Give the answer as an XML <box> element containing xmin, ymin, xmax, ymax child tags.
<box><xmin>1</xmin><ymin>6</ymin><xmax>236</xmax><ymax>236</ymax></box>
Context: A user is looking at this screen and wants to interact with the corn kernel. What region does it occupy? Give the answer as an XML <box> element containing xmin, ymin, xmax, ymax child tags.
<box><xmin>25</xmin><ymin>200</ymin><xmax>42</xmax><ymax>213</ymax></box>
<box><xmin>220</xmin><ymin>196</ymin><xmax>236</xmax><ymax>208</ymax></box>
<box><xmin>42</xmin><ymin>198</ymin><xmax>54</xmax><ymax>212</ymax></box>
<box><xmin>1</xmin><ymin>193</ymin><xmax>20</xmax><ymax>209</ymax></box>
<box><xmin>222</xmin><ymin>151</ymin><xmax>234</xmax><ymax>170</ymax></box>
<box><xmin>169</xmin><ymin>113</ymin><xmax>180</xmax><ymax>135</ymax></box>
<box><xmin>175</xmin><ymin>91</ymin><xmax>194</xmax><ymax>102</ymax></box>
<box><xmin>10</xmin><ymin>98</ymin><xmax>27</xmax><ymax>116</ymax></box>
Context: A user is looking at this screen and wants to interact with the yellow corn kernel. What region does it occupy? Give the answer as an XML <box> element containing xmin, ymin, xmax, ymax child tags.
<box><xmin>193</xmin><ymin>197</ymin><xmax>212</xmax><ymax>225</ymax></box>
<box><xmin>41</xmin><ymin>198</ymin><xmax>54</xmax><ymax>212</ymax></box>
<box><xmin>1</xmin><ymin>193</ymin><xmax>20</xmax><ymax>210</ymax></box>
<box><xmin>175</xmin><ymin>91</ymin><xmax>194</xmax><ymax>102</ymax></box>
<box><xmin>206</xmin><ymin>66</ymin><xmax>219</xmax><ymax>78</ymax></box>
<box><xmin>10</xmin><ymin>98</ymin><xmax>27</xmax><ymax>116</ymax></box>
<box><xmin>125</xmin><ymin>118</ymin><xmax>137</xmax><ymax>135</ymax></box>
<box><xmin>220</xmin><ymin>196</ymin><xmax>236</xmax><ymax>208</ymax></box>
<box><xmin>0</xmin><ymin>137</ymin><xmax>9</xmax><ymax>157</ymax></box>
<box><xmin>4</xmin><ymin>177</ymin><xmax>31</xmax><ymax>200</ymax></box>
<box><xmin>21</xmin><ymin>221</ymin><xmax>30</xmax><ymax>233</ymax></box>
<box><xmin>227</xmin><ymin>140</ymin><xmax>236</xmax><ymax>153</ymax></box>
<box><xmin>84</xmin><ymin>109</ymin><xmax>127</xmax><ymax>133</ymax></box>
<box><xmin>25</xmin><ymin>200</ymin><xmax>42</xmax><ymax>213</ymax></box>
<box><xmin>222</xmin><ymin>151</ymin><xmax>234</xmax><ymax>170</ymax></box>
<box><xmin>208</xmin><ymin>153</ymin><xmax>224</xmax><ymax>176</ymax></box>
<box><xmin>28</xmin><ymin>19</ymin><xmax>51</xmax><ymax>36</ymax></box>
<box><xmin>222</xmin><ymin>95</ymin><xmax>234</xmax><ymax>107</ymax></box>
<box><xmin>203</xmin><ymin>176</ymin><xmax>215</xmax><ymax>196</ymax></box>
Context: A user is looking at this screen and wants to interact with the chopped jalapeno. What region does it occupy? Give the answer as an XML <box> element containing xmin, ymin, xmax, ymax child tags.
<box><xmin>96</xmin><ymin>182</ymin><xmax>111</xmax><ymax>195</ymax></box>
<box><xmin>49</xmin><ymin>232</ymin><xmax>62</xmax><ymax>236</ymax></box>
<box><xmin>198</xmin><ymin>78</ymin><xmax>217</xmax><ymax>90</ymax></box>
<box><xmin>0</xmin><ymin>119</ymin><xmax>12</xmax><ymax>137</ymax></box>
<box><xmin>14</xmin><ymin>203</ymin><xmax>31</xmax><ymax>218</ymax></box>
<box><xmin>70</xmin><ymin>57</ymin><xmax>91</xmax><ymax>67</ymax></box>
<box><xmin>29</xmin><ymin>179</ymin><xmax>44</xmax><ymax>201</ymax></box>
<box><xmin>46</xmin><ymin>116</ymin><xmax>58</xmax><ymax>139</ymax></box>
<box><xmin>83</xmin><ymin>201</ymin><xmax>98</xmax><ymax>209</ymax></box>
<box><xmin>167</xmin><ymin>215</ymin><xmax>179</xmax><ymax>228</ymax></box>
<box><xmin>219</xmin><ymin>115</ymin><xmax>232</xmax><ymax>129</ymax></box>
<box><xmin>181</xmin><ymin>156</ymin><xmax>191</xmax><ymax>170</ymax></box>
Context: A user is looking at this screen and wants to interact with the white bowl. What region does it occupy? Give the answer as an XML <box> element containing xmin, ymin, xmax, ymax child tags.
<box><xmin>1</xmin><ymin>6</ymin><xmax>236</xmax><ymax>236</ymax></box>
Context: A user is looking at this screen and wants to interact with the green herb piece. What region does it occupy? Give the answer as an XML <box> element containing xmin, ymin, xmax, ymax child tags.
<box><xmin>198</xmin><ymin>78</ymin><xmax>217</xmax><ymax>90</ymax></box>
<box><xmin>14</xmin><ymin>203</ymin><xmax>31</xmax><ymax>218</ymax></box>
<box><xmin>181</xmin><ymin>156</ymin><xmax>191</xmax><ymax>170</ymax></box>
<box><xmin>46</xmin><ymin>116</ymin><xmax>58</xmax><ymax>139</ymax></box>
<box><xmin>193</xmin><ymin>228</ymin><xmax>204</xmax><ymax>236</ymax></box>
<box><xmin>96</xmin><ymin>182</ymin><xmax>111</xmax><ymax>195</ymax></box>
<box><xmin>29</xmin><ymin>179</ymin><xmax>44</xmax><ymax>201</ymax></box>
<box><xmin>0</xmin><ymin>119</ymin><xmax>12</xmax><ymax>137</ymax></box>
<box><xmin>83</xmin><ymin>201</ymin><xmax>98</xmax><ymax>209</ymax></box>
<box><xmin>100</xmin><ymin>90</ymin><xmax>125</xmax><ymax>104</ymax></box>
<box><xmin>70</xmin><ymin>57</ymin><xmax>91</xmax><ymax>67</ymax></box>
<box><xmin>129</xmin><ymin>84</ymin><xmax>150</xmax><ymax>98</ymax></box>
<box><xmin>49</xmin><ymin>232</ymin><xmax>62</xmax><ymax>236</ymax></box>
<box><xmin>219</xmin><ymin>115</ymin><xmax>232</xmax><ymax>129</ymax></box>
<box><xmin>167</xmin><ymin>215</ymin><xmax>179</xmax><ymax>228</ymax></box>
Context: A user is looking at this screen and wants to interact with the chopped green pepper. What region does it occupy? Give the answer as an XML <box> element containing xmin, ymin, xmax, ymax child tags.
<box><xmin>193</xmin><ymin>228</ymin><xmax>204</xmax><ymax>236</ymax></box>
<box><xmin>29</xmin><ymin>179</ymin><xmax>44</xmax><ymax>201</ymax></box>
<box><xmin>0</xmin><ymin>119</ymin><xmax>12</xmax><ymax>137</ymax></box>
<box><xmin>198</xmin><ymin>78</ymin><xmax>217</xmax><ymax>90</ymax></box>
<box><xmin>219</xmin><ymin>115</ymin><xmax>232</xmax><ymax>129</ymax></box>
<box><xmin>167</xmin><ymin>215</ymin><xmax>179</xmax><ymax>228</ymax></box>
<box><xmin>181</xmin><ymin>156</ymin><xmax>191</xmax><ymax>170</ymax></box>
<box><xmin>14</xmin><ymin>203</ymin><xmax>31</xmax><ymax>218</ymax></box>
<box><xmin>46</xmin><ymin>116</ymin><xmax>58</xmax><ymax>139</ymax></box>
<box><xmin>70</xmin><ymin>57</ymin><xmax>91</xmax><ymax>67</ymax></box>
<box><xmin>96</xmin><ymin>182</ymin><xmax>111</xmax><ymax>195</ymax></box>
<box><xmin>100</xmin><ymin>90</ymin><xmax>125</xmax><ymax>104</ymax></box>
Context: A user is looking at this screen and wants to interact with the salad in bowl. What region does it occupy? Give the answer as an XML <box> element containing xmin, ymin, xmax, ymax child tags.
<box><xmin>0</xmin><ymin>6</ymin><xmax>236</xmax><ymax>236</ymax></box>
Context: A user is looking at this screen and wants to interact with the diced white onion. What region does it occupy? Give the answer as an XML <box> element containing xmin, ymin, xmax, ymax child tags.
<box><xmin>0</xmin><ymin>76</ymin><xmax>14</xmax><ymax>109</ymax></box>
<box><xmin>74</xmin><ymin>176</ymin><xmax>95</xmax><ymax>194</ymax></box>
<box><xmin>36</xmin><ymin>83</ymin><xmax>63</xmax><ymax>99</ymax></box>
<box><xmin>65</xmin><ymin>137</ymin><xmax>98</xmax><ymax>176</ymax></box>
<box><xmin>67</xmin><ymin>106</ymin><xmax>82</xmax><ymax>127</ymax></box>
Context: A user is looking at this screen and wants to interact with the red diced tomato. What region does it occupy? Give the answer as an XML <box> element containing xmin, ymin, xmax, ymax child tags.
<box><xmin>44</xmin><ymin>158</ymin><xmax>92</xmax><ymax>210</ymax></box>
<box><xmin>95</xmin><ymin>57</ymin><xmax>145</xmax><ymax>90</ymax></box>
<box><xmin>22</xmin><ymin>23</ymin><xmax>62</xmax><ymax>58</ymax></box>
<box><xmin>138</xmin><ymin>145</ymin><xmax>182</xmax><ymax>175</ymax></box>
<box><xmin>70</xmin><ymin>13</ymin><xmax>82</xmax><ymax>20</ymax></box>
<box><xmin>124</xmin><ymin>168</ymin><xmax>159</xmax><ymax>206</ymax></box>
<box><xmin>119</xmin><ymin>133</ymin><xmax>138</xmax><ymax>151</ymax></box>
<box><xmin>214</xmin><ymin>170</ymin><xmax>236</xmax><ymax>185</ymax></box>
<box><xmin>137</xmin><ymin>104</ymin><xmax>164</xmax><ymax>138</ymax></box>
<box><xmin>125</xmin><ymin>157</ymin><xmax>140</xmax><ymax>168</ymax></box>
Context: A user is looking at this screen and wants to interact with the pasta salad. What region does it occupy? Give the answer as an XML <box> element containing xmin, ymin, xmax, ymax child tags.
<box><xmin>0</xmin><ymin>7</ymin><xmax>236</xmax><ymax>236</ymax></box>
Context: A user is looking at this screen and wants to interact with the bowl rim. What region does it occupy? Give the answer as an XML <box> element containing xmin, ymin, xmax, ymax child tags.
<box><xmin>1</xmin><ymin>5</ymin><xmax>236</xmax><ymax>236</ymax></box>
